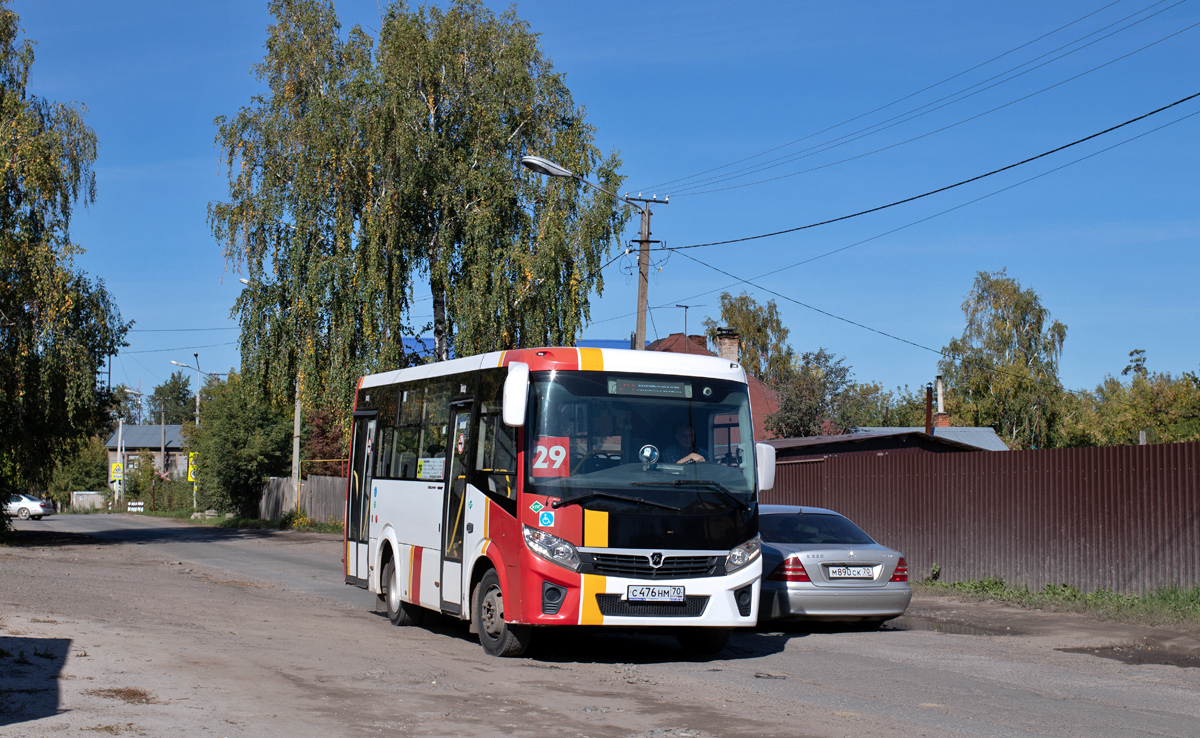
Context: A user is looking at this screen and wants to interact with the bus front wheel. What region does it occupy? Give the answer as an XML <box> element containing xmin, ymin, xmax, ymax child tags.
<box><xmin>473</xmin><ymin>569</ymin><xmax>531</xmax><ymax>657</ymax></box>
<box><xmin>383</xmin><ymin>559</ymin><xmax>423</xmax><ymax>626</ymax></box>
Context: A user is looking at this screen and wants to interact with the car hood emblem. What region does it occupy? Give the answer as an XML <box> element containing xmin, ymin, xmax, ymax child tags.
<box><xmin>650</xmin><ymin>552</ymin><xmax>663</xmax><ymax>568</ymax></box>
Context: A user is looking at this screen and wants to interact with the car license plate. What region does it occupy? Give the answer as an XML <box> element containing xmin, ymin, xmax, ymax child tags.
<box><xmin>828</xmin><ymin>566</ymin><xmax>874</xmax><ymax>579</ymax></box>
<box><xmin>627</xmin><ymin>585</ymin><xmax>685</xmax><ymax>603</ymax></box>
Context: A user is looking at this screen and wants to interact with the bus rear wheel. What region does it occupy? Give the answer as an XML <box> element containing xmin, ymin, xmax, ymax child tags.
<box><xmin>382</xmin><ymin>559</ymin><xmax>423</xmax><ymax>626</ymax></box>
<box><xmin>676</xmin><ymin>627</ymin><xmax>731</xmax><ymax>655</ymax></box>
<box><xmin>473</xmin><ymin>569</ymin><xmax>531</xmax><ymax>657</ymax></box>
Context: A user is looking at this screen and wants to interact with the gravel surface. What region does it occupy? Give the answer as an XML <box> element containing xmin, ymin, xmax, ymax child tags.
<box><xmin>2</xmin><ymin>514</ymin><xmax>1198</xmax><ymax>737</ymax></box>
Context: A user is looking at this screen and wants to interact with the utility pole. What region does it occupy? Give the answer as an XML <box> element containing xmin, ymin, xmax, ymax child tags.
<box><xmin>625</xmin><ymin>195</ymin><xmax>668</xmax><ymax>350</ymax></box>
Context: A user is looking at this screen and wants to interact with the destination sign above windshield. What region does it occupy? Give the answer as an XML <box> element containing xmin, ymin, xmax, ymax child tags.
<box><xmin>607</xmin><ymin>378</ymin><xmax>692</xmax><ymax>398</ymax></box>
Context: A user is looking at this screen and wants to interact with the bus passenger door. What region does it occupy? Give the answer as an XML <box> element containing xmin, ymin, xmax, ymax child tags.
<box><xmin>346</xmin><ymin>412</ymin><xmax>376</xmax><ymax>584</ymax></box>
<box><xmin>440</xmin><ymin>400</ymin><xmax>473</xmax><ymax>615</ymax></box>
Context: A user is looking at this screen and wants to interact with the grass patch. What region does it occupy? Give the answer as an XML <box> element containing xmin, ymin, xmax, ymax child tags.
<box><xmin>85</xmin><ymin>687</ymin><xmax>159</xmax><ymax>704</ymax></box>
<box><xmin>916</xmin><ymin>578</ymin><xmax>1200</xmax><ymax>630</ymax></box>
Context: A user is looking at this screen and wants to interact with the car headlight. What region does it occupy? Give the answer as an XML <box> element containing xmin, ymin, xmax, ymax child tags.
<box><xmin>726</xmin><ymin>534</ymin><xmax>761</xmax><ymax>574</ymax></box>
<box><xmin>523</xmin><ymin>525</ymin><xmax>581</xmax><ymax>571</ymax></box>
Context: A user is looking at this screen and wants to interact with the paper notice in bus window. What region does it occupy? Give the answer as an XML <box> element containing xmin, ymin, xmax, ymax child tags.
<box><xmin>417</xmin><ymin>457</ymin><xmax>445</xmax><ymax>481</ymax></box>
<box><xmin>532</xmin><ymin>436</ymin><xmax>570</xmax><ymax>478</ymax></box>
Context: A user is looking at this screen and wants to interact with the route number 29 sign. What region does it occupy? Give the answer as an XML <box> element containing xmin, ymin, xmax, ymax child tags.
<box><xmin>532</xmin><ymin>436</ymin><xmax>570</xmax><ymax>477</ymax></box>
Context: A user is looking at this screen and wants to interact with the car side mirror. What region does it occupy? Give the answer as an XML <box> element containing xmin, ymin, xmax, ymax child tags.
<box><xmin>502</xmin><ymin>362</ymin><xmax>529</xmax><ymax>427</ymax></box>
<box><xmin>755</xmin><ymin>442</ymin><xmax>776</xmax><ymax>492</ymax></box>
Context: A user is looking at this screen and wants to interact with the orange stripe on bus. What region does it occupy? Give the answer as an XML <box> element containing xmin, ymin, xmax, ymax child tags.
<box><xmin>580</xmin><ymin>574</ymin><xmax>606</xmax><ymax>625</ymax></box>
<box><xmin>578</xmin><ymin>347</ymin><xmax>603</xmax><ymax>371</ymax></box>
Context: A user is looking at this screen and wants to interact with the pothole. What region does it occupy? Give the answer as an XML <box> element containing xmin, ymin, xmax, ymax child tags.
<box><xmin>1057</xmin><ymin>644</ymin><xmax>1200</xmax><ymax>669</ymax></box>
<box><xmin>890</xmin><ymin>616</ymin><xmax>1020</xmax><ymax>636</ymax></box>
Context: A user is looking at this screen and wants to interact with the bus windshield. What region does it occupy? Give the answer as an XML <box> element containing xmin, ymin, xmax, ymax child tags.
<box><xmin>525</xmin><ymin>371</ymin><xmax>757</xmax><ymax>507</ymax></box>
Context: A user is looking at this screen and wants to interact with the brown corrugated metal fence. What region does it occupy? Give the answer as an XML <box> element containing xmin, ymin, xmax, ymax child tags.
<box><xmin>763</xmin><ymin>442</ymin><xmax>1199</xmax><ymax>595</ymax></box>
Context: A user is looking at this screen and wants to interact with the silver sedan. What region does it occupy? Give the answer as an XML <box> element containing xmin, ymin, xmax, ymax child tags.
<box><xmin>5</xmin><ymin>493</ymin><xmax>55</xmax><ymax>520</ymax></box>
<box><xmin>758</xmin><ymin>504</ymin><xmax>910</xmax><ymax>626</ymax></box>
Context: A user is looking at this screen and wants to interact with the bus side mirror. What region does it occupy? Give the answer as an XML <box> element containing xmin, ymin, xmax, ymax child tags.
<box><xmin>503</xmin><ymin>362</ymin><xmax>530</xmax><ymax>427</ymax></box>
<box><xmin>755</xmin><ymin>442</ymin><xmax>776</xmax><ymax>492</ymax></box>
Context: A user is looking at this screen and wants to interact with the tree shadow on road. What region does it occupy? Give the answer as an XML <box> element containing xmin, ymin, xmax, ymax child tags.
<box><xmin>6</xmin><ymin>522</ymin><xmax>298</xmax><ymax>548</ymax></box>
<box><xmin>0</xmin><ymin>635</ymin><xmax>71</xmax><ymax>727</ymax></box>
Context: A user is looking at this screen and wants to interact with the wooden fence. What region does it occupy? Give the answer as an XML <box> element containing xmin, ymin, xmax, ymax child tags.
<box><xmin>763</xmin><ymin>441</ymin><xmax>1200</xmax><ymax>595</ymax></box>
<box><xmin>259</xmin><ymin>475</ymin><xmax>346</xmax><ymax>523</ymax></box>
<box><xmin>301</xmin><ymin>475</ymin><xmax>346</xmax><ymax>523</ymax></box>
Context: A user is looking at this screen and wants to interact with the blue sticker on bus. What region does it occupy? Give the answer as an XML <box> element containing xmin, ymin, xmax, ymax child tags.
<box><xmin>538</xmin><ymin>511</ymin><xmax>555</xmax><ymax>527</ymax></box>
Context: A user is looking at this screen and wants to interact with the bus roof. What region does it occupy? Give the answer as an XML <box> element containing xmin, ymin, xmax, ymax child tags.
<box><xmin>358</xmin><ymin>347</ymin><xmax>748</xmax><ymax>389</ymax></box>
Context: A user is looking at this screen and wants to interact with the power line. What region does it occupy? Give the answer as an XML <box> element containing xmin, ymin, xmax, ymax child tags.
<box><xmin>671</xmin><ymin>14</ymin><xmax>1199</xmax><ymax>196</ymax></box>
<box><xmin>640</xmin><ymin>0</ymin><xmax>1161</xmax><ymax>192</ymax></box>
<box><xmin>130</xmin><ymin>327</ymin><xmax>238</xmax><ymax>332</ymax></box>
<box><xmin>586</xmin><ymin>104</ymin><xmax>1200</xmax><ymax>406</ymax></box>
<box><xmin>657</xmin><ymin>91</ymin><xmax>1200</xmax><ymax>252</ymax></box>
<box><xmin>123</xmin><ymin>342</ymin><xmax>238</xmax><ymax>355</ymax></box>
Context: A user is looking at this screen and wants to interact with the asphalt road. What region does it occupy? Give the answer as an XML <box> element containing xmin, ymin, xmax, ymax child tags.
<box><xmin>2</xmin><ymin>514</ymin><xmax>1198</xmax><ymax>737</ymax></box>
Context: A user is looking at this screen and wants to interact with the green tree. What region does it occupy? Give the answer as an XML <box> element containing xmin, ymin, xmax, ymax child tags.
<box><xmin>210</xmin><ymin>0</ymin><xmax>630</xmax><ymax>426</ymax></box>
<box><xmin>149</xmin><ymin>370</ymin><xmax>195</xmax><ymax>425</ymax></box>
<box><xmin>1057</xmin><ymin>354</ymin><xmax>1200</xmax><ymax>447</ymax></box>
<box><xmin>0</xmin><ymin>1</ymin><xmax>129</xmax><ymax>515</ymax></box>
<box><xmin>766</xmin><ymin>348</ymin><xmax>855</xmax><ymax>437</ymax></box>
<box><xmin>46</xmin><ymin>436</ymin><xmax>109</xmax><ymax>509</ymax></box>
<box><xmin>703</xmin><ymin>292</ymin><xmax>796</xmax><ymax>386</ymax></box>
<box><xmin>939</xmin><ymin>269</ymin><xmax>1067</xmax><ymax>450</ymax></box>
<box><xmin>184</xmin><ymin>372</ymin><xmax>292</xmax><ymax>517</ymax></box>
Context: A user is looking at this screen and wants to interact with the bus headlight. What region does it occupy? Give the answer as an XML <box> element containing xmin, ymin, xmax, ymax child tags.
<box><xmin>523</xmin><ymin>525</ymin><xmax>581</xmax><ymax>571</ymax></box>
<box><xmin>725</xmin><ymin>534</ymin><xmax>761</xmax><ymax>574</ymax></box>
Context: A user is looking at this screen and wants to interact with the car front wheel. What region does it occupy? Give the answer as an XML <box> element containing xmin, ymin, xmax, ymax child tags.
<box><xmin>17</xmin><ymin>508</ymin><xmax>30</xmax><ymax>519</ymax></box>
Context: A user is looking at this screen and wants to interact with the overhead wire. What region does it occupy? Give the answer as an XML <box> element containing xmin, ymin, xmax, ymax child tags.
<box><xmin>642</xmin><ymin>0</ymin><xmax>1174</xmax><ymax>193</ymax></box>
<box><xmin>650</xmin><ymin>90</ymin><xmax>1200</xmax><ymax>253</ymax></box>
<box><xmin>669</xmin><ymin>3</ymin><xmax>1196</xmax><ymax>196</ymax></box>
<box><xmin>585</xmin><ymin>103</ymin><xmax>1199</xmax><ymax>407</ymax></box>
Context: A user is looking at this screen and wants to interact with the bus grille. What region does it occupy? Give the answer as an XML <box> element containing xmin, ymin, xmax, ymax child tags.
<box><xmin>587</xmin><ymin>554</ymin><xmax>721</xmax><ymax>579</ymax></box>
<box><xmin>594</xmin><ymin>594</ymin><xmax>710</xmax><ymax>618</ymax></box>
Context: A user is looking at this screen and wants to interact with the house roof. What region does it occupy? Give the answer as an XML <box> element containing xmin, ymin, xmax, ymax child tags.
<box><xmin>103</xmin><ymin>425</ymin><xmax>186</xmax><ymax>451</ymax></box>
<box><xmin>645</xmin><ymin>332</ymin><xmax>781</xmax><ymax>440</ymax></box>
<box><xmin>853</xmin><ymin>426</ymin><xmax>1010</xmax><ymax>451</ymax></box>
<box><xmin>766</xmin><ymin>429</ymin><xmax>983</xmax><ymax>454</ymax></box>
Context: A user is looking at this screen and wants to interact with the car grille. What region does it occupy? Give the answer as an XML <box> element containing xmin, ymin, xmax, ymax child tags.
<box><xmin>594</xmin><ymin>594</ymin><xmax>710</xmax><ymax>617</ymax></box>
<box><xmin>586</xmin><ymin>553</ymin><xmax>721</xmax><ymax>579</ymax></box>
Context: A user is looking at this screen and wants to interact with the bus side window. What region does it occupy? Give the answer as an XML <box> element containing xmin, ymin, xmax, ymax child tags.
<box><xmin>375</xmin><ymin>426</ymin><xmax>396</xmax><ymax>478</ymax></box>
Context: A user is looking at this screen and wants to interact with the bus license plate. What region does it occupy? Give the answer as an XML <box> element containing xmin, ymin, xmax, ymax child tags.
<box><xmin>627</xmin><ymin>585</ymin><xmax>685</xmax><ymax>603</ymax></box>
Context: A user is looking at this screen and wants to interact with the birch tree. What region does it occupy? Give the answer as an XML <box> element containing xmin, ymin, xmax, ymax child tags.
<box><xmin>939</xmin><ymin>269</ymin><xmax>1067</xmax><ymax>449</ymax></box>
<box><xmin>0</xmin><ymin>1</ymin><xmax>128</xmax><ymax>503</ymax></box>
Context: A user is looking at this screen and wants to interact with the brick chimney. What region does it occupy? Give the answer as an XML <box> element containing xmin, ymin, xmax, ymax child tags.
<box><xmin>933</xmin><ymin>375</ymin><xmax>951</xmax><ymax>428</ymax></box>
<box><xmin>715</xmin><ymin>327</ymin><xmax>740</xmax><ymax>363</ymax></box>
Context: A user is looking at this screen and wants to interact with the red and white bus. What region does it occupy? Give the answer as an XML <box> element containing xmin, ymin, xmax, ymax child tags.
<box><xmin>344</xmin><ymin>346</ymin><xmax>776</xmax><ymax>656</ymax></box>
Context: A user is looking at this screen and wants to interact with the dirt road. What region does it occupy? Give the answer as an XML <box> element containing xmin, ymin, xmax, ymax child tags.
<box><xmin>2</xmin><ymin>514</ymin><xmax>1198</xmax><ymax>737</ymax></box>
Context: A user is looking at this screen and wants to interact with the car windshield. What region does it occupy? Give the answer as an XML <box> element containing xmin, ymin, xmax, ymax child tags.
<box><xmin>760</xmin><ymin>512</ymin><xmax>875</xmax><ymax>545</ymax></box>
<box><xmin>525</xmin><ymin>370</ymin><xmax>757</xmax><ymax>507</ymax></box>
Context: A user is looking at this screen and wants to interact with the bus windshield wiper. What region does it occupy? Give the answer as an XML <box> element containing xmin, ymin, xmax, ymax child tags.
<box><xmin>631</xmin><ymin>479</ymin><xmax>750</xmax><ymax>512</ymax></box>
<box><xmin>552</xmin><ymin>490</ymin><xmax>681</xmax><ymax>511</ymax></box>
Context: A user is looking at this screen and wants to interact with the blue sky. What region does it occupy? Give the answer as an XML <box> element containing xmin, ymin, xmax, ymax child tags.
<box><xmin>15</xmin><ymin>0</ymin><xmax>1200</xmax><ymax>399</ymax></box>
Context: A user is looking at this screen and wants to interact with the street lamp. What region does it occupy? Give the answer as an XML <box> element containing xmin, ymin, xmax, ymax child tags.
<box><xmin>520</xmin><ymin>155</ymin><xmax>668</xmax><ymax>350</ymax></box>
<box><xmin>170</xmin><ymin>355</ymin><xmax>226</xmax><ymax>427</ymax></box>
